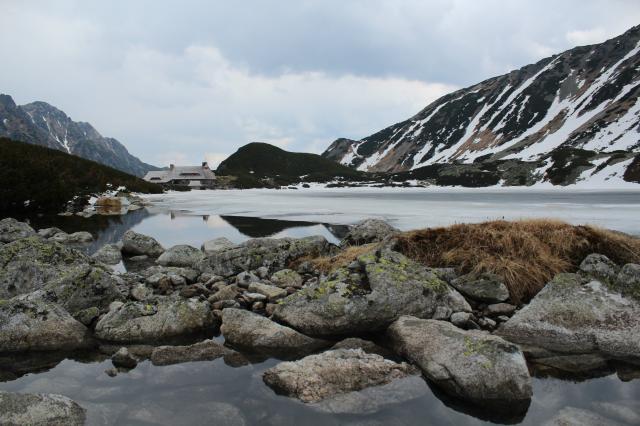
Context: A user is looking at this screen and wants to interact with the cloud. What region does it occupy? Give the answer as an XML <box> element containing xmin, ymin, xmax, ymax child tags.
<box><xmin>566</xmin><ymin>28</ymin><xmax>609</xmax><ymax>46</ymax></box>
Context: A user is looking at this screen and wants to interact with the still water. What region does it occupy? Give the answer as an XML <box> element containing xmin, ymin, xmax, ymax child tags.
<box><xmin>3</xmin><ymin>188</ymin><xmax>640</xmax><ymax>425</ymax></box>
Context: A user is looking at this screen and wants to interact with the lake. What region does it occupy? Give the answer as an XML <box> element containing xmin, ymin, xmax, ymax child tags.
<box><xmin>3</xmin><ymin>188</ymin><xmax>640</xmax><ymax>425</ymax></box>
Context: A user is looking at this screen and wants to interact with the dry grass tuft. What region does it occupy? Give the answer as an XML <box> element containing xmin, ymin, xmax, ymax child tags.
<box><xmin>395</xmin><ymin>219</ymin><xmax>640</xmax><ymax>304</ymax></box>
<box><xmin>297</xmin><ymin>243</ymin><xmax>379</xmax><ymax>274</ymax></box>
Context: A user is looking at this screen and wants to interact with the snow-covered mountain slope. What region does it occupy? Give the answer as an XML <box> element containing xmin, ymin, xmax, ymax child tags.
<box><xmin>0</xmin><ymin>94</ymin><xmax>157</xmax><ymax>177</ymax></box>
<box><xmin>323</xmin><ymin>25</ymin><xmax>640</xmax><ymax>185</ymax></box>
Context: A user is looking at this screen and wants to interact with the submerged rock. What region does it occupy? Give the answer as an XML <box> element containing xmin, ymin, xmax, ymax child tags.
<box><xmin>450</xmin><ymin>272</ymin><xmax>510</xmax><ymax>303</ymax></box>
<box><xmin>157</xmin><ymin>244</ymin><xmax>205</xmax><ymax>267</ymax></box>
<box><xmin>150</xmin><ymin>339</ymin><xmax>233</xmax><ymax>366</ymax></box>
<box><xmin>262</xmin><ymin>349</ymin><xmax>417</xmax><ymax>403</ymax></box>
<box><xmin>198</xmin><ymin>236</ymin><xmax>332</xmax><ymax>277</ymax></box>
<box><xmin>273</xmin><ymin>249</ymin><xmax>470</xmax><ymax>336</ymax></box>
<box><xmin>94</xmin><ymin>297</ymin><xmax>216</xmax><ymax>343</ymax></box>
<box><xmin>111</xmin><ymin>347</ymin><xmax>138</xmax><ymax>369</ymax></box>
<box><xmin>340</xmin><ymin>219</ymin><xmax>399</xmax><ymax>246</ymax></box>
<box><xmin>221</xmin><ymin>308</ymin><xmax>329</xmax><ymax>357</ymax></box>
<box><xmin>0</xmin><ymin>294</ymin><xmax>92</xmax><ymax>352</ymax></box>
<box><xmin>0</xmin><ymin>218</ymin><xmax>35</xmax><ymax>243</ymax></box>
<box><xmin>122</xmin><ymin>230</ymin><xmax>164</xmax><ymax>257</ymax></box>
<box><xmin>0</xmin><ymin>391</ymin><xmax>86</xmax><ymax>426</ymax></box>
<box><xmin>387</xmin><ymin>316</ymin><xmax>532</xmax><ymax>404</ymax></box>
<box><xmin>92</xmin><ymin>243</ymin><xmax>123</xmax><ymax>265</ymax></box>
<box><xmin>543</xmin><ymin>407</ymin><xmax>624</xmax><ymax>426</ymax></box>
<box><xmin>497</xmin><ymin>273</ymin><xmax>640</xmax><ymax>361</ymax></box>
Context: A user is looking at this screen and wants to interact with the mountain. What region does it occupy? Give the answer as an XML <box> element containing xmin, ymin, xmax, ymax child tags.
<box><xmin>0</xmin><ymin>94</ymin><xmax>157</xmax><ymax>177</ymax></box>
<box><xmin>217</xmin><ymin>142</ymin><xmax>366</xmax><ymax>187</ymax></box>
<box><xmin>0</xmin><ymin>137</ymin><xmax>161</xmax><ymax>213</ymax></box>
<box><xmin>323</xmin><ymin>25</ymin><xmax>640</xmax><ymax>186</ymax></box>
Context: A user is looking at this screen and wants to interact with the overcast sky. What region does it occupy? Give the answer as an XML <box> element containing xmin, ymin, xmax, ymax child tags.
<box><xmin>1</xmin><ymin>1</ymin><xmax>639</xmax><ymax>167</ymax></box>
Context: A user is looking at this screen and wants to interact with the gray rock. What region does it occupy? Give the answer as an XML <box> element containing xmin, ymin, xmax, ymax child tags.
<box><xmin>616</xmin><ymin>263</ymin><xmax>640</xmax><ymax>295</ymax></box>
<box><xmin>0</xmin><ymin>294</ymin><xmax>92</xmax><ymax>352</ymax></box>
<box><xmin>486</xmin><ymin>303</ymin><xmax>517</xmax><ymax>316</ymax></box>
<box><xmin>387</xmin><ymin>316</ymin><xmax>532</xmax><ymax>403</ymax></box>
<box><xmin>340</xmin><ymin>219</ymin><xmax>399</xmax><ymax>246</ymax></box>
<box><xmin>143</xmin><ymin>266</ymin><xmax>199</xmax><ymax>283</ymax></box>
<box><xmin>122</xmin><ymin>230</ymin><xmax>164</xmax><ymax>257</ymax></box>
<box><xmin>262</xmin><ymin>349</ymin><xmax>418</xmax><ymax>403</ymax></box>
<box><xmin>92</xmin><ymin>244</ymin><xmax>122</xmax><ymax>265</ymax></box>
<box><xmin>271</xmin><ymin>269</ymin><xmax>303</xmax><ymax>288</ymax></box>
<box><xmin>111</xmin><ymin>347</ymin><xmax>137</xmax><ymax>369</ymax></box>
<box><xmin>497</xmin><ymin>273</ymin><xmax>640</xmax><ymax>361</ymax></box>
<box><xmin>157</xmin><ymin>244</ymin><xmax>205</xmax><ymax>267</ymax></box>
<box><xmin>75</xmin><ymin>306</ymin><xmax>100</xmax><ymax>326</ymax></box>
<box><xmin>272</xmin><ymin>249</ymin><xmax>470</xmax><ymax>337</ymax></box>
<box><xmin>150</xmin><ymin>339</ymin><xmax>233</xmax><ymax>366</ymax></box>
<box><xmin>202</xmin><ymin>237</ymin><xmax>235</xmax><ymax>254</ymax></box>
<box><xmin>209</xmin><ymin>285</ymin><xmax>240</xmax><ymax>303</ymax></box>
<box><xmin>94</xmin><ymin>297</ymin><xmax>216</xmax><ymax>343</ymax></box>
<box><xmin>0</xmin><ymin>391</ymin><xmax>86</xmax><ymax>425</ymax></box>
<box><xmin>450</xmin><ymin>311</ymin><xmax>473</xmax><ymax>328</ymax></box>
<box><xmin>0</xmin><ymin>236</ymin><xmax>92</xmax><ymax>299</ymax></box>
<box><xmin>130</xmin><ymin>283</ymin><xmax>152</xmax><ymax>301</ymax></box>
<box><xmin>533</xmin><ymin>354</ymin><xmax>609</xmax><ymax>373</ymax></box>
<box><xmin>244</xmin><ymin>292</ymin><xmax>267</xmax><ymax>302</ymax></box>
<box><xmin>451</xmin><ymin>272</ymin><xmax>510</xmax><ymax>303</ymax></box>
<box><xmin>330</xmin><ymin>338</ymin><xmax>395</xmax><ymax>359</ymax></box>
<box><xmin>247</xmin><ymin>282</ymin><xmax>288</xmax><ymax>300</ymax></box>
<box><xmin>198</xmin><ymin>236</ymin><xmax>332</xmax><ymax>277</ymax></box>
<box><xmin>0</xmin><ymin>218</ymin><xmax>35</xmax><ymax>243</ymax></box>
<box><xmin>236</xmin><ymin>271</ymin><xmax>260</xmax><ymax>287</ymax></box>
<box><xmin>543</xmin><ymin>407</ymin><xmax>624</xmax><ymax>426</ymax></box>
<box><xmin>255</xmin><ymin>266</ymin><xmax>269</xmax><ymax>279</ymax></box>
<box><xmin>221</xmin><ymin>308</ymin><xmax>329</xmax><ymax>357</ymax></box>
<box><xmin>50</xmin><ymin>231</ymin><xmax>93</xmax><ymax>244</ymax></box>
<box><xmin>37</xmin><ymin>227</ymin><xmax>63</xmax><ymax>239</ymax></box>
<box><xmin>579</xmin><ymin>253</ymin><xmax>619</xmax><ymax>281</ymax></box>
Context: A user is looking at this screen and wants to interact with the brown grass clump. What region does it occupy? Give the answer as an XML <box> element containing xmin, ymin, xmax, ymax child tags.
<box><xmin>298</xmin><ymin>243</ymin><xmax>378</xmax><ymax>274</ymax></box>
<box><xmin>395</xmin><ymin>219</ymin><xmax>640</xmax><ymax>304</ymax></box>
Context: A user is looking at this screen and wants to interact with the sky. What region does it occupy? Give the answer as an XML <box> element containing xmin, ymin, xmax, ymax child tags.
<box><xmin>1</xmin><ymin>1</ymin><xmax>639</xmax><ymax>167</ymax></box>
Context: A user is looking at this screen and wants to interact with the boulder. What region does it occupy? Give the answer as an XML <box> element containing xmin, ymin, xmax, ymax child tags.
<box><xmin>616</xmin><ymin>263</ymin><xmax>640</xmax><ymax>297</ymax></box>
<box><xmin>0</xmin><ymin>218</ymin><xmax>35</xmax><ymax>243</ymax></box>
<box><xmin>272</xmin><ymin>249</ymin><xmax>470</xmax><ymax>336</ymax></box>
<box><xmin>37</xmin><ymin>227</ymin><xmax>63</xmax><ymax>239</ymax></box>
<box><xmin>221</xmin><ymin>308</ymin><xmax>329</xmax><ymax>357</ymax></box>
<box><xmin>497</xmin><ymin>273</ymin><xmax>640</xmax><ymax>361</ymax></box>
<box><xmin>330</xmin><ymin>337</ymin><xmax>395</xmax><ymax>359</ymax></box>
<box><xmin>0</xmin><ymin>294</ymin><xmax>93</xmax><ymax>352</ymax></box>
<box><xmin>150</xmin><ymin>339</ymin><xmax>233</xmax><ymax>366</ymax></box>
<box><xmin>262</xmin><ymin>349</ymin><xmax>418</xmax><ymax>403</ymax></box>
<box><xmin>579</xmin><ymin>253</ymin><xmax>620</xmax><ymax>282</ymax></box>
<box><xmin>94</xmin><ymin>296</ymin><xmax>216</xmax><ymax>343</ymax></box>
<box><xmin>121</xmin><ymin>230</ymin><xmax>164</xmax><ymax>257</ymax></box>
<box><xmin>202</xmin><ymin>237</ymin><xmax>235</xmax><ymax>254</ymax></box>
<box><xmin>198</xmin><ymin>236</ymin><xmax>332</xmax><ymax>277</ymax></box>
<box><xmin>157</xmin><ymin>244</ymin><xmax>205</xmax><ymax>267</ymax></box>
<box><xmin>0</xmin><ymin>237</ymin><xmax>92</xmax><ymax>299</ymax></box>
<box><xmin>92</xmin><ymin>244</ymin><xmax>123</xmax><ymax>265</ymax></box>
<box><xmin>0</xmin><ymin>391</ymin><xmax>86</xmax><ymax>426</ymax></box>
<box><xmin>387</xmin><ymin>316</ymin><xmax>532</xmax><ymax>404</ymax></box>
<box><xmin>340</xmin><ymin>219</ymin><xmax>399</xmax><ymax>246</ymax></box>
<box><xmin>270</xmin><ymin>269</ymin><xmax>303</xmax><ymax>288</ymax></box>
<box><xmin>247</xmin><ymin>282</ymin><xmax>287</xmax><ymax>300</ymax></box>
<box><xmin>451</xmin><ymin>272</ymin><xmax>510</xmax><ymax>303</ymax></box>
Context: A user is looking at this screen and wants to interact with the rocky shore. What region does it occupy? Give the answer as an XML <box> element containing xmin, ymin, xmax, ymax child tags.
<box><xmin>0</xmin><ymin>216</ymin><xmax>639</xmax><ymax>424</ymax></box>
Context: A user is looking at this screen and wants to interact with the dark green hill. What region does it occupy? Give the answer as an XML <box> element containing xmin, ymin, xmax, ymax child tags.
<box><xmin>0</xmin><ymin>137</ymin><xmax>161</xmax><ymax>214</ymax></box>
<box><xmin>216</xmin><ymin>142</ymin><xmax>366</xmax><ymax>187</ymax></box>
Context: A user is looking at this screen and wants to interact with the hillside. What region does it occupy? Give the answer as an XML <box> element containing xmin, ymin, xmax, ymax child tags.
<box><xmin>0</xmin><ymin>94</ymin><xmax>157</xmax><ymax>177</ymax></box>
<box><xmin>323</xmin><ymin>25</ymin><xmax>640</xmax><ymax>186</ymax></box>
<box><xmin>217</xmin><ymin>142</ymin><xmax>366</xmax><ymax>187</ymax></box>
<box><xmin>0</xmin><ymin>137</ymin><xmax>161</xmax><ymax>214</ymax></box>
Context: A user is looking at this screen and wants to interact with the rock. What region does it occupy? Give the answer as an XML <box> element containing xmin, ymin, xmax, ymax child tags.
<box><xmin>236</xmin><ymin>271</ymin><xmax>260</xmax><ymax>287</ymax></box>
<box><xmin>533</xmin><ymin>354</ymin><xmax>609</xmax><ymax>374</ymax></box>
<box><xmin>92</xmin><ymin>244</ymin><xmax>123</xmax><ymax>265</ymax></box>
<box><xmin>111</xmin><ymin>347</ymin><xmax>137</xmax><ymax>369</ymax></box>
<box><xmin>94</xmin><ymin>297</ymin><xmax>216</xmax><ymax>343</ymax></box>
<box><xmin>579</xmin><ymin>253</ymin><xmax>619</xmax><ymax>281</ymax></box>
<box><xmin>168</xmin><ymin>273</ymin><xmax>186</xmax><ymax>287</ymax></box>
<box><xmin>247</xmin><ymin>282</ymin><xmax>288</xmax><ymax>300</ymax></box>
<box><xmin>244</xmin><ymin>292</ymin><xmax>267</xmax><ymax>302</ymax></box>
<box><xmin>262</xmin><ymin>349</ymin><xmax>417</xmax><ymax>403</ymax></box>
<box><xmin>130</xmin><ymin>283</ymin><xmax>152</xmax><ymax>301</ymax></box>
<box><xmin>433</xmin><ymin>267</ymin><xmax>458</xmax><ymax>283</ymax></box>
<box><xmin>616</xmin><ymin>263</ymin><xmax>640</xmax><ymax>296</ymax></box>
<box><xmin>37</xmin><ymin>227</ymin><xmax>63</xmax><ymax>239</ymax></box>
<box><xmin>0</xmin><ymin>391</ymin><xmax>86</xmax><ymax>425</ymax></box>
<box><xmin>450</xmin><ymin>311</ymin><xmax>474</xmax><ymax>328</ymax></box>
<box><xmin>330</xmin><ymin>338</ymin><xmax>395</xmax><ymax>359</ymax></box>
<box><xmin>340</xmin><ymin>219</ymin><xmax>399</xmax><ymax>246</ymax></box>
<box><xmin>150</xmin><ymin>339</ymin><xmax>233</xmax><ymax>365</ymax></box>
<box><xmin>121</xmin><ymin>230</ymin><xmax>164</xmax><ymax>257</ymax></box>
<box><xmin>198</xmin><ymin>236</ymin><xmax>332</xmax><ymax>277</ymax></box>
<box><xmin>272</xmin><ymin>249</ymin><xmax>470</xmax><ymax>337</ymax></box>
<box><xmin>202</xmin><ymin>237</ymin><xmax>235</xmax><ymax>254</ymax></box>
<box><xmin>0</xmin><ymin>218</ymin><xmax>35</xmax><ymax>243</ymax></box>
<box><xmin>451</xmin><ymin>272</ymin><xmax>510</xmax><ymax>303</ymax></box>
<box><xmin>105</xmin><ymin>367</ymin><xmax>118</xmax><ymax>377</ymax></box>
<box><xmin>0</xmin><ymin>236</ymin><xmax>92</xmax><ymax>299</ymax></box>
<box><xmin>270</xmin><ymin>269</ymin><xmax>303</xmax><ymax>288</ymax></box>
<box><xmin>50</xmin><ymin>231</ymin><xmax>93</xmax><ymax>244</ymax></box>
<box><xmin>591</xmin><ymin>400</ymin><xmax>640</xmax><ymax>425</ymax></box>
<box><xmin>486</xmin><ymin>303</ymin><xmax>517</xmax><ymax>316</ymax></box>
<box><xmin>143</xmin><ymin>266</ymin><xmax>199</xmax><ymax>283</ymax></box>
<box><xmin>75</xmin><ymin>306</ymin><xmax>100</xmax><ymax>326</ymax></box>
<box><xmin>221</xmin><ymin>308</ymin><xmax>329</xmax><ymax>357</ymax></box>
<box><xmin>209</xmin><ymin>285</ymin><xmax>240</xmax><ymax>303</ymax></box>
<box><xmin>497</xmin><ymin>273</ymin><xmax>640</xmax><ymax>361</ymax></box>
<box><xmin>157</xmin><ymin>244</ymin><xmax>205</xmax><ymax>267</ymax></box>
<box><xmin>543</xmin><ymin>407</ymin><xmax>624</xmax><ymax>426</ymax></box>
<box><xmin>128</xmin><ymin>255</ymin><xmax>148</xmax><ymax>262</ymax></box>
<box><xmin>387</xmin><ymin>316</ymin><xmax>532</xmax><ymax>404</ymax></box>
<box><xmin>251</xmin><ymin>301</ymin><xmax>265</xmax><ymax>311</ymax></box>
<box><xmin>255</xmin><ymin>266</ymin><xmax>269</xmax><ymax>279</ymax></box>
<box><xmin>0</xmin><ymin>295</ymin><xmax>92</xmax><ymax>352</ymax></box>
